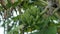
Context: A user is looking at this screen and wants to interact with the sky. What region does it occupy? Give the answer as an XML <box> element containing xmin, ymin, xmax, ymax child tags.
<box><xmin>0</xmin><ymin>27</ymin><xmax>4</xmax><ymax>34</ymax></box>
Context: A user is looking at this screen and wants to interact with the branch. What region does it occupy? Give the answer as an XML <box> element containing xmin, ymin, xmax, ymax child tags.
<box><xmin>40</xmin><ymin>6</ymin><xmax>48</xmax><ymax>15</ymax></box>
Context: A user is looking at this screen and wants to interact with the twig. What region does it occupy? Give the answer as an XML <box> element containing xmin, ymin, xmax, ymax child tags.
<box><xmin>53</xmin><ymin>7</ymin><xmax>59</xmax><ymax>14</ymax></box>
<box><xmin>40</xmin><ymin>6</ymin><xmax>48</xmax><ymax>15</ymax></box>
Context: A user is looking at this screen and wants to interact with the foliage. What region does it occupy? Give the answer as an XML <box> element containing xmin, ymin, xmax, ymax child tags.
<box><xmin>0</xmin><ymin>0</ymin><xmax>60</xmax><ymax>34</ymax></box>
